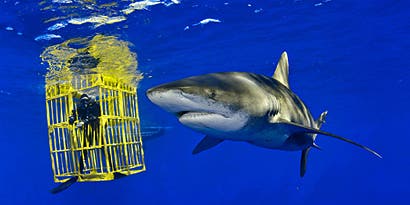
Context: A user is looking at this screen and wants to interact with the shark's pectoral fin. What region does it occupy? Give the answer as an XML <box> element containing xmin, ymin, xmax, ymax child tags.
<box><xmin>275</xmin><ymin>121</ymin><xmax>382</xmax><ymax>159</ymax></box>
<box><xmin>192</xmin><ymin>135</ymin><xmax>224</xmax><ymax>154</ymax></box>
<box><xmin>300</xmin><ymin>147</ymin><xmax>311</xmax><ymax>177</ymax></box>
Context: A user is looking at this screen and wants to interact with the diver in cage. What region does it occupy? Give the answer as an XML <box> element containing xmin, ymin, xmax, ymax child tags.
<box><xmin>51</xmin><ymin>93</ymin><xmax>124</xmax><ymax>194</ymax></box>
<box><xmin>50</xmin><ymin>93</ymin><xmax>101</xmax><ymax>194</ymax></box>
<box><xmin>69</xmin><ymin>93</ymin><xmax>102</xmax><ymax>174</ymax></box>
<box><xmin>69</xmin><ymin>93</ymin><xmax>101</xmax><ymax>145</ymax></box>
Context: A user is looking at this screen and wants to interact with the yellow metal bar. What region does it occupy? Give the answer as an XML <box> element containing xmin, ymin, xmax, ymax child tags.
<box><xmin>58</xmin><ymin>128</ymin><xmax>65</xmax><ymax>173</ymax></box>
<box><xmin>75</xmin><ymin>128</ymin><xmax>81</xmax><ymax>175</ymax></box>
<box><xmin>117</xmin><ymin>88</ymin><xmax>130</xmax><ymax>169</ymax></box>
<box><xmin>110</xmin><ymin>119</ymin><xmax>119</xmax><ymax>171</ymax></box>
<box><xmin>131</xmin><ymin>93</ymin><xmax>135</xmax><ymax>116</ymax></box>
<box><xmin>102</xmin><ymin>120</ymin><xmax>111</xmax><ymax>172</ymax></box>
<box><xmin>46</xmin><ymin>97</ymin><xmax>58</xmax><ymax>181</ymax></box>
<box><xmin>96</xmin><ymin>91</ymin><xmax>103</xmax><ymax>173</ymax></box>
<box><xmin>50</xmin><ymin>99</ymin><xmax>55</xmax><ymax>126</ymax></box>
<box><xmin>67</xmin><ymin>91</ymin><xmax>77</xmax><ymax>175</ymax></box>
<box><xmin>103</xmin><ymin>118</ymin><xmax>112</xmax><ymax>172</ymax></box>
<box><xmin>120</xmin><ymin>120</ymin><xmax>128</xmax><ymax>169</ymax></box>
<box><xmin>91</xmin><ymin>128</ymin><xmax>97</xmax><ymax>171</ymax></box>
<box><xmin>86</xmin><ymin>125</ymin><xmax>92</xmax><ymax>171</ymax></box>
<box><xmin>79</xmin><ymin>127</ymin><xmax>85</xmax><ymax>175</ymax></box>
<box><xmin>127</xmin><ymin>121</ymin><xmax>135</xmax><ymax>167</ymax></box>
<box><xmin>98</xmin><ymin>136</ymin><xmax>103</xmax><ymax>173</ymax></box>
<box><xmin>46</xmin><ymin>97</ymin><xmax>51</xmax><ymax>127</ymax></box>
<box><xmin>129</xmin><ymin>99</ymin><xmax>137</xmax><ymax>165</ymax></box>
<box><xmin>60</xmin><ymin>97</ymin><xmax>70</xmax><ymax>174</ymax></box>
<box><xmin>53</xmin><ymin>128</ymin><xmax>60</xmax><ymax>176</ymax></box>
<box><xmin>101</xmin><ymin>88</ymin><xmax>107</xmax><ymax>116</ymax></box>
<box><xmin>109</xmin><ymin>89</ymin><xmax>113</xmax><ymax>116</ymax></box>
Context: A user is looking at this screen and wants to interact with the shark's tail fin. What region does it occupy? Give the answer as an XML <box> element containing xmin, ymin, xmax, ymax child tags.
<box><xmin>300</xmin><ymin>147</ymin><xmax>311</xmax><ymax>177</ymax></box>
<box><xmin>277</xmin><ymin>120</ymin><xmax>382</xmax><ymax>158</ymax></box>
<box><xmin>278</xmin><ymin>112</ymin><xmax>382</xmax><ymax>177</ymax></box>
<box><xmin>300</xmin><ymin>110</ymin><xmax>328</xmax><ymax>177</ymax></box>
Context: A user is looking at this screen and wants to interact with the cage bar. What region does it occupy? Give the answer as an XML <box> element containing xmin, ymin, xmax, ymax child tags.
<box><xmin>46</xmin><ymin>74</ymin><xmax>145</xmax><ymax>183</ymax></box>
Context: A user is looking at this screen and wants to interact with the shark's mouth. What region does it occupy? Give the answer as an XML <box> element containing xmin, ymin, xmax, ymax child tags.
<box><xmin>147</xmin><ymin>88</ymin><xmax>248</xmax><ymax>132</ymax></box>
<box><xmin>176</xmin><ymin>111</ymin><xmax>190</xmax><ymax>118</ymax></box>
<box><xmin>177</xmin><ymin>110</ymin><xmax>248</xmax><ymax>133</ymax></box>
<box><xmin>177</xmin><ymin>111</ymin><xmax>228</xmax><ymax>119</ymax></box>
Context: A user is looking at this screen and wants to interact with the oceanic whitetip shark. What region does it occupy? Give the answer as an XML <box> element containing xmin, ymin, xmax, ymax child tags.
<box><xmin>146</xmin><ymin>51</ymin><xmax>382</xmax><ymax>176</ymax></box>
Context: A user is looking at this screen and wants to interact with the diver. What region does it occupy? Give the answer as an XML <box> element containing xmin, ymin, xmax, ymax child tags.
<box><xmin>69</xmin><ymin>93</ymin><xmax>101</xmax><ymax>145</ymax></box>
<box><xmin>50</xmin><ymin>93</ymin><xmax>101</xmax><ymax>194</ymax></box>
<box><xmin>69</xmin><ymin>93</ymin><xmax>101</xmax><ymax>173</ymax></box>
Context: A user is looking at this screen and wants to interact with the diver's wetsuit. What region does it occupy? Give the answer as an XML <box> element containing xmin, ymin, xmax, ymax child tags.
<box><xmin>69</xmin><ymin>94</ymin><xmax>101</xmax><ymax>170</ymax></box>
<box><xmin>51</xmin><ymin>94</ymin><xmax>102</xmax><ymax>194</ymax></box>
<box><xmin>71</xmin><ymin>95</ymin><xmax>101</xmax><ymax>146</ymax></box>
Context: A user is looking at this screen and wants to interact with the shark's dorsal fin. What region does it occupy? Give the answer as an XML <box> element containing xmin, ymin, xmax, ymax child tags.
<box><xmin>192</xmin><ymin>135</ymin><xmax>224</xmax><ymax>154</ymax></box>
<box><xmin>273</xmin><ymin>120</ymin><xmax>382</xmax><ymax>159</ymax></box>
<box><xmin>273</xmin><ymin>51</ymin><xmax>290</xmax><ymax>89</ymax></box>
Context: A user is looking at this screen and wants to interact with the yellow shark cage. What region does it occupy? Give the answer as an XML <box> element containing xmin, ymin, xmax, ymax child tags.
<box><xmin>45</xmin><ymin>73</ymin><xmax>145</xmax><ymax>183</ymax></box>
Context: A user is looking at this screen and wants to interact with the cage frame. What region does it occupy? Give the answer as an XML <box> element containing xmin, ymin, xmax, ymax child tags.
<box><xmin>45</xmin><ymin>73</ymin><xmax>145</xmax><ymax>183</ymax></box>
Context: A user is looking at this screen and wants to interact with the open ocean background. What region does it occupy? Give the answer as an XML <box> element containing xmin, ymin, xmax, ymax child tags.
<box><xmin>0</xmin><ymin>0</ymin><xmax>409</xmax><ymax>204</ymax></box>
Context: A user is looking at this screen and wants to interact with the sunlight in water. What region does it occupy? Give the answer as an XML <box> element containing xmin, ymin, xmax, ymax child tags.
<box><xmin>41</xmin><ymin>34</ymin><xmax>142</xmax><ymax>85</ymax></box>
<box><xmin>39</xmin><ymin>0</ymin><xmax>180</xmax><ymax>29</ymax></box>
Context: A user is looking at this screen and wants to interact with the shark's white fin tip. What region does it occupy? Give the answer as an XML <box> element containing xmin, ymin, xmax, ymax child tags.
<box><xmin>312</xmin><ymin>143</ymin><xmax>322</xmax><ymax>150</ymax></box>
<box><xmin>316</xmin><ymin>110</ymin><xmax>328</xmax><ymax>128</ymax></box>
<box><xmin>273</xmin><ymin>51</ymin><xmax>290</xmax><ymax>89</ymax></box>
<box><xmin>374</xmin><ymin>152</ymin><xmax>383</xmax><ymax>159</ymax></box>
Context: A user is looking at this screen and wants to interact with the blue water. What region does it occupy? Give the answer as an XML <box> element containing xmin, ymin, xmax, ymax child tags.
<box><xmin>1</xmin><ymin>0</ymin><xmax>409</xmax><ymax>204</ymax></box>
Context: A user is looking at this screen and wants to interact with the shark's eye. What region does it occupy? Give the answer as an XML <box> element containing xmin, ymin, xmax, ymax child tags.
<box><xmin>208</xmin><ymin>89</ymin><xmax>216</xmax><ymax>99</ymax></box>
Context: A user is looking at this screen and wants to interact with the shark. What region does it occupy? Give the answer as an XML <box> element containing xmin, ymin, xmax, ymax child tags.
<box><xmin>146</xmin><ymin>51</ymin><xmax>381</xmax><ymax>176</ymax></box>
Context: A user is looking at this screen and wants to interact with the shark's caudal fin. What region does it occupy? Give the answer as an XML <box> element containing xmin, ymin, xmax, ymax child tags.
<box><xmin>192</xmin><ymin>136</ymin><xmax>224</xmax><ymax>154</ymax></box>
<box><xmin>300</xmin><ymin>110</ymin><xmax>328</xmax><ymax>177</ymax></box>
<box><xmin>273</xmin><ymin>51</ymin><xmax>290</xmax><ymax>89</ymax></box>
<box><xmin>300</xmin><ymin>147</ymin><xmax>311</xmax><ymax>177</ymax></box>
<box><xmin>276</xmin><ymin>120</ymin><xmax>382</xmax><ymax>159</ymax></box>
<box><xmin>49</xmin><ymin>176</ymin><xmax>78</xmax><ymax>194</ymax></box>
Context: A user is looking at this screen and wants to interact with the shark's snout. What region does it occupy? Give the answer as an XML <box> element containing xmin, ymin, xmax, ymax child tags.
<box><xmin>146</xmin><ymin>86</ymin><xmax>165</xmax><ymax>101</ymax></box>
<box><xmin>146</xmin><ymin>85</ymin><xmax>180</xmax><ymax>107</ymax></box>
<box><xmin>146</xmin><ymin>84</ymin><xmax>214</xmax><ymax>116</ymax></box>
<box><xmin>146</xmin><ymin>80</ymin><xmax>249</xmax><ymax>134</ymax></box>
<box><xmin>146</xmin><ymin>87</ymin><xmax>160</xmax><ymax>107</ymax></box>
<box><xmin>146</xmin><ymin>87</ymin><xmax>155</xmax><ymax>97</ymax></box>
<box><xmin>146</xmin><ymin>86</ymin><xmax>185</xmax><ymax>113</ymax></box>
